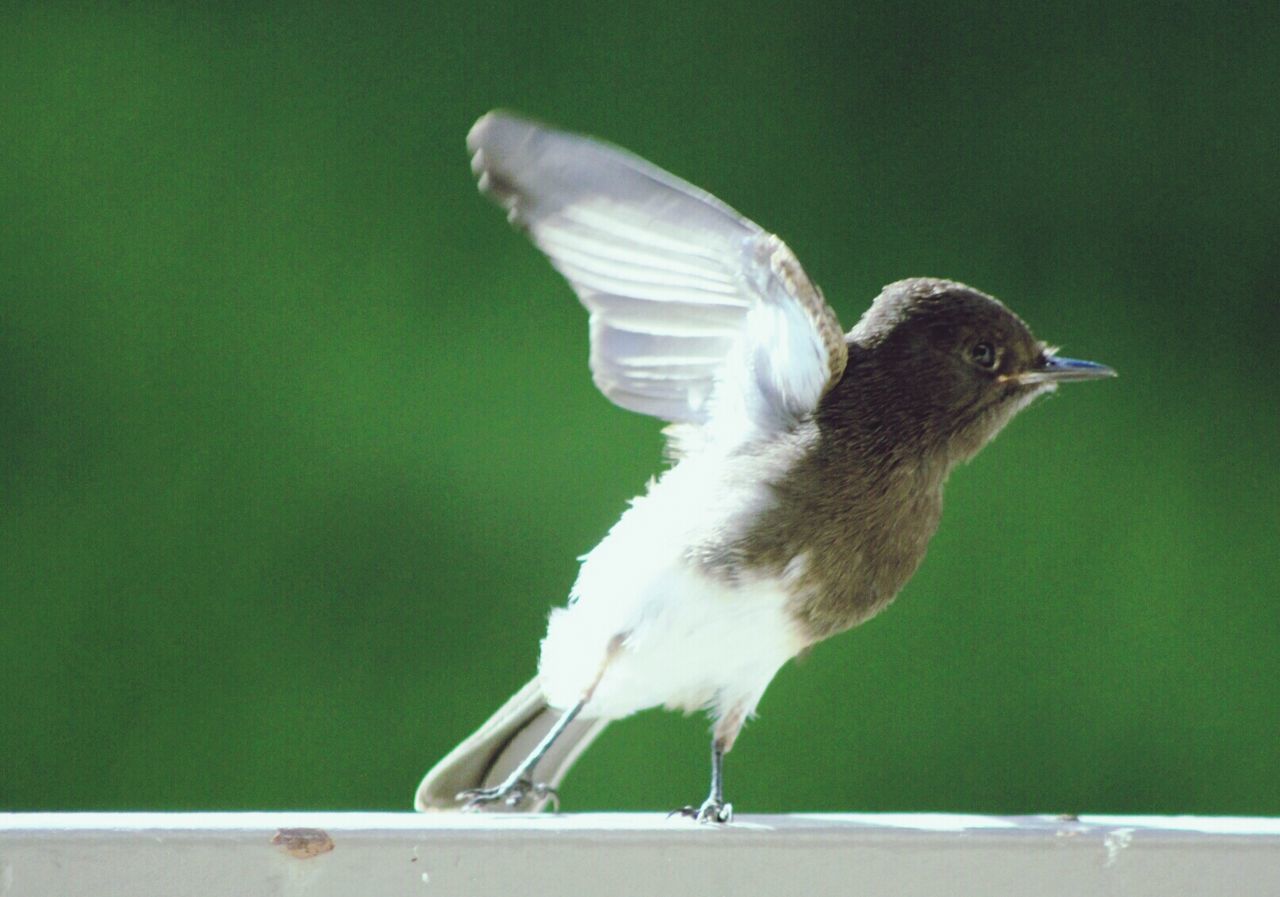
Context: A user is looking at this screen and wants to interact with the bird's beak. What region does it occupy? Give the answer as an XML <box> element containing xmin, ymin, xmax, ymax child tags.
<box><xmin>1012</xmin><ymin>354</ymin><xmax>1117</xmax><ymax>385</ymax></box>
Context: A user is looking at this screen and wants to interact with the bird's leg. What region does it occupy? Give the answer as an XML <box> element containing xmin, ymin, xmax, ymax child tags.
<box><xmin>457</xmin><ymin>697</ymin><xmax>584</xmax><ymax>811</ymax></box>
<box><xmin>695</xmin><ymin>735</ymin><xmax>732</xmax><ymax>822</ymax></box>
<box><xmin>674</xmin><ymin>707</ymin><xmax>743</xmax><ymax>823</ymax></box>
<box><xmin>458</xmin><ymin>633</ymin><xmax>625</xmax><ymax>812</ymax></box>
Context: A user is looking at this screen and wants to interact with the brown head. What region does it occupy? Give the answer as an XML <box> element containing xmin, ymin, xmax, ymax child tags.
<box><xmin>829</xmin><ymin>278</ymin><xmax>1115</xmax><ymax>464</ymax></box>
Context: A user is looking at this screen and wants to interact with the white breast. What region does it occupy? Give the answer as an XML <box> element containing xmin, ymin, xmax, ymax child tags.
<box><xmin>537</xmin><ymin>455</ymin><xmax>809</xmax><ymax>722</ymax></box>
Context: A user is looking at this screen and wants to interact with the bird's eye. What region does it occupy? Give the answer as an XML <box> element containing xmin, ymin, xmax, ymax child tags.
<box><xmin>970</xmin><ymin>342</ymin><xmax>997</xmax><ymax>368</ymax></box>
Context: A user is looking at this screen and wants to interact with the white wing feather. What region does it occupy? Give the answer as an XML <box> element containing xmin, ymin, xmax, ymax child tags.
<box><xmin>467</xmin><ymin>112</ymin><xmax>847</xmax><ymax>440</ymax></box>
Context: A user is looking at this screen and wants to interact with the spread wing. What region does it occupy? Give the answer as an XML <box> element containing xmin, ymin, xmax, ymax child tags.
<box><xmin>467</xmin><ymin>111</ymin><xmax>847</xmax><ymax>441</ymax></box>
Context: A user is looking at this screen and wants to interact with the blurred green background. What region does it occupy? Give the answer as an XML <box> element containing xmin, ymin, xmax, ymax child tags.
<box><xmin>2</xmin><ymin>2</ymin><xmax>1277</xmax><ymax>815</ymax></box>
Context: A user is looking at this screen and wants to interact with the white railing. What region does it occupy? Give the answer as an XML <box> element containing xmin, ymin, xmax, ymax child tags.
<box><xmin>2</xmin><ymin>812</ymin><xmax>1278</xmax><ymax>896</ymax></box>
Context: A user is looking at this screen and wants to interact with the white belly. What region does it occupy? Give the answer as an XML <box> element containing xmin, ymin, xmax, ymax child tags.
<box><xmin>537</xmin><ymin>458</ymin><xmax>808</xmax><ymax>722</ymax></box>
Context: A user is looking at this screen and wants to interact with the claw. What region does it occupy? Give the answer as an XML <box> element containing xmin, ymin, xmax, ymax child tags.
<box><xmin>533</xmin><ymin>782</ymin><xmax>561</xmax><ymax>812</ymax></box>
<box><xmin>669</xmin><ymin>799</ymin><xmax>733</xmax><ymax>824</ymax></box>
<box><xmin>699</xmin><ymin>800</ymin><xmax>733</xmax><ymax>823</ymax></box>
<box><xmin>456</xmin><ymin>778</ymin><xmax>558</xmax><ymax>812</ymax></box>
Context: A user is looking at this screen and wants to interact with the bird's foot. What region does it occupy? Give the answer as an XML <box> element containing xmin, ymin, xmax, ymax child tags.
<box><xmin>457</xmin><ymin>778</ymin><xmax>560</xmax><ymax>812</ymax></box>
<box><xmin>670</xmin><ymin>798</ymin><xmax>734</xmax><ymax>824</ymax></box>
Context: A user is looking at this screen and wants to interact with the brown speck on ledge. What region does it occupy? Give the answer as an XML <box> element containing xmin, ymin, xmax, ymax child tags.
<box><xmin>271</xmin><ymin>827</ymin><xmax>334</xmax><ymax>859</ymax></box>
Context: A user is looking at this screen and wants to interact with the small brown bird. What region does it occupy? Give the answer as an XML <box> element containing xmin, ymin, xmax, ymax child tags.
<box><xmin>415</xmin><ymin>112</ymin><xmax>1115</xmax><ymax>821</ymax></box>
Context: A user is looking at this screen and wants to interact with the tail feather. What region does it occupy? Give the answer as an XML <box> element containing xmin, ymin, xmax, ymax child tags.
<box><xmin>415</xmin><ymin>677</ymin><xmax>609</xmax><ymax>812</ymax></box>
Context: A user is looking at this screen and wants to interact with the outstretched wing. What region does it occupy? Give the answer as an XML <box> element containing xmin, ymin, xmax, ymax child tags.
<box><xmin>467</xmin><ymin>111</ymin><xmax>846</xmax><ymax>440</ymax></box>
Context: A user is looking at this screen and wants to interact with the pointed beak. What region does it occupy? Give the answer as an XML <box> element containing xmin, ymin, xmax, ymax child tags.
<box><xmin>1014</xmin><ymin>354</ymin><xmax>1117</xmax><ymax>385</ymax></box>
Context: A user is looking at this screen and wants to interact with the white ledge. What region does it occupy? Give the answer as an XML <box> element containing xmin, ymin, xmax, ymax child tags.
<box><xmin>2</xmin><ymin>812</ymin><xmax>1278</xmax><ymax>896</ymax></box>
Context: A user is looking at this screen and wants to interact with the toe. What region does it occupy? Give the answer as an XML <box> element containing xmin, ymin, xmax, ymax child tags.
<box><xmin>696</xmin><ymin>800</ymin><xmax>733</xmax><ymax>824</ymax></box>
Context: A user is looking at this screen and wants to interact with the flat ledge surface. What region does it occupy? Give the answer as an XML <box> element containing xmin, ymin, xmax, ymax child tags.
<box><xmin>2</xmin><ymin>813</ymin><xmax>1278</xmax><ymax>896</ymax></box>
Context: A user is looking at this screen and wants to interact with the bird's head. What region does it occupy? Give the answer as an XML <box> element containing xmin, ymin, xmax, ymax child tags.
<box><xmin>848</xmin><ymin>278</ymin><xmax>1115</xmax><ymax>462</ymax></box>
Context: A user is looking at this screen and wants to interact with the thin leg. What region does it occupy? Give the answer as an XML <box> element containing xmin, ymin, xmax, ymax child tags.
<box><xmin>671</xmin><ymin>736</ymin><xmax>732</xmax><ymax>822</ymax></box>
<box><xmin>697</xmin><ymin>736</ymin><xmax>732</xmax><ymax>822</ymax></box>
<box><xmin>458</xmin><ymin>633</ymin><xmax>625</xmax><ymax>812</ymax></box>
<box><xmin>691</xmin><ymin>731</ymin><xmax>732</xmax><ymax>824</ymax></box>
<box><xmin>674</xmin><ymin>705</ymin><xmax>745</xmax><ymax>823</ymax></box>
<box><xmin>457</xmin><ymin>697</ymin><xmax>585</xmax><ymax>811</ymax></box>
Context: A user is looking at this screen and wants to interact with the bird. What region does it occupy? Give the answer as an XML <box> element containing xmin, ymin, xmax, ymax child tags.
<box><xmin>414</xmin><ymin>111</ymin><xmax>1115</xmax><ymax>822</ymax></box>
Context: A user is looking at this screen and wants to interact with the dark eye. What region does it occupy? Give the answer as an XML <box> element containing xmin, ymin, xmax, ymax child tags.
<box><xmin>970</xmin><ymin>342</ymin><xmax>997</xmax><ymax>368</ymax></box>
